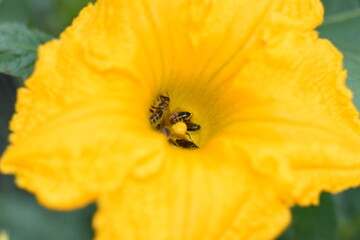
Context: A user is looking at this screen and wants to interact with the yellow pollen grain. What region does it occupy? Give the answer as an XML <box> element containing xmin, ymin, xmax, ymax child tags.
<box><xmin>171</xmin><ymin>122</ymin><xmax>188</xmax><ymax>135</ymax></box>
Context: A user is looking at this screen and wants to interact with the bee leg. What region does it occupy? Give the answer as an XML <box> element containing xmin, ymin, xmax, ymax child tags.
<box><xmin>156</xmin><ymin>119</ymin><xmax>166</xmax><ymax>129</ymax></box>
<box><xmin>153</xmin><ymin>106</ymin><xmax>164</xmax><ymax>110</ymax></box>
<box><xmin>186</xmin><ymin>132</ymin><xmax>193</xmax><ymax>141</ymax></box>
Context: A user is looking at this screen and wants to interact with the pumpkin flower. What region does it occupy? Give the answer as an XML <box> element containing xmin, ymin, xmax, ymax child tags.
<box><xmin>2</xmin><ymin>0</ymin><xmax>360</xmax><ymax>239</ymax></box>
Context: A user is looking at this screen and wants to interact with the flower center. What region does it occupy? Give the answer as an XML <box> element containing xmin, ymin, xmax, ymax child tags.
<box><xmin>149</xmin><ymin>93</ymin><xmax>201</xmax><ymax>149</ymax></box>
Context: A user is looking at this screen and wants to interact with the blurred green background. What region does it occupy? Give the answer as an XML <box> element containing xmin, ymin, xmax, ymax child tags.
<box><xmin>1</xmin><ymin>0</ymin><xmax>360</xmax><ymax>239</ymax></box>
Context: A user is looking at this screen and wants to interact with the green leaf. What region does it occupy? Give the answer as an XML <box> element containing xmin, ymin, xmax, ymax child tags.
<box><xmin>278</xmin><ymin>193</ymin><xmax>337</xmax><ymax>240</ymax></box>
<box><xmin>55</xmin><ymin>0</ymin><xmax>96</xmax><ymax>28</ymax></box>
<box><xmin>321</xmin><ymin>0</ymin><xmax>360</xmax><ymax>17</ymax></box>
<box><xmin>0</xmin><ymin>23</ymin><xmax>53</xmax><ymax>80</ymax></box>
<box><xmin>333</xmin><ymin>189</ymin><xmax>360</xmax><ymax>240</ymax></box>
<box><xmin>318</xmin><ymin>1</ymin><xmax>360</xmax><ymax>109</ymax></box>
<box><xmin>0</xmin><ymin>175</ymin><xmax>95</xmax><ymax>240</ymax></box>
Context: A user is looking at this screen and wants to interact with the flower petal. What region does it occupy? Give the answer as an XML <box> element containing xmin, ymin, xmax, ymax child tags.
<box><xmin>94</xmin><ymin>151</ymin><xmax>290</xmax><ymax>240</ymax></box>
<box><xmin>222</xmin><ymin>30</ymin><xmax>360</xmax><ymax>205</ymax></box>
<box><xmin>271</xmin><ymin>0</ymin><xmax>323</xmax><ymax>31</ymax></box>
<box><xmin>82</xmin><ymin>0</ymin><xmax>324</xmax><ymax>92</ymax></box>
<box><xmin>1</xmin><ymin>96</ymin><xmax>166</xmax><ymax>209</ymax></box>
<box><xmin>95</xmin><ymin>0</ymin><xmax>274</xmax><ymax>85</ymax></box>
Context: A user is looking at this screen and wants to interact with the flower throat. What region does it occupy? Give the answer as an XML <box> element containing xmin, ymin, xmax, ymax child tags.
<box><xmin>149</xmin><ymin>93</ymin><xmax>201</xmax><ymax>149</ymax></box>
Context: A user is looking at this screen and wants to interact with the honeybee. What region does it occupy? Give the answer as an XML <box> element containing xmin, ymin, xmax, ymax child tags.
<box><xmin>149</xmin><ymin>94</ymin><xmax>170</xmax><ymax>125</ymax></box>
<box><xmin>159</xmin><ymin>122</ymin><xmax>199</xmax><ymax>149</ymax></box>
<box><xmin>169</xmin><ymin>111</ymin><xmax>192</xmax><ymax>124</ymax></box>
<box><xmin>169</xmin><ymin>111</ymin><xmax>201</xmax><ymax>131</ymax></box>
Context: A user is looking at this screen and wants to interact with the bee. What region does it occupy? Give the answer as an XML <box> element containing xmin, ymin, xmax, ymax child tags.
<box><xmin>169</xmin><ymin>111</ymin><xmax>201</xmax><ymax>131</ymax></box>
<box><xmin>149</xmin><ymin>94</ymin><xmax>170</xmax><ymax>125</ymax></box>
<box><xmin>159</xmin><ymin>122</ymin><xmax>199</xmax><ymax>149</ymax></box>
<box><xmin>169</xmin><ymin>111</ymin><xmax>192</xmax><ymax>124</ymax></box>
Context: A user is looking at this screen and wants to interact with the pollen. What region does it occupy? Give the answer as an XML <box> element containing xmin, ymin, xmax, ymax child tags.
<box><xmin>171</xmin><ymin>121</ymin><xmax>187</xmax><ymax>135</ymax></box>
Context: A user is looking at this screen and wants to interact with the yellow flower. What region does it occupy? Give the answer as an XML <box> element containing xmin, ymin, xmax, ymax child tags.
<box><xmin>2</xmin><ymin>0</ymin><xmax>360</xmax><ymax>239</ymax></box>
